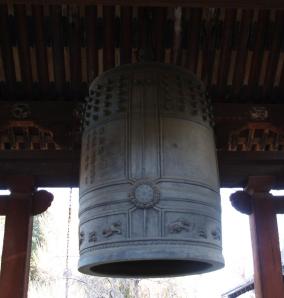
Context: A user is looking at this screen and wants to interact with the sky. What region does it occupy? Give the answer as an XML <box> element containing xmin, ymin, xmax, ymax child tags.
<box><xmin>1</xmin><ymin>188</ymin><xmax>284</xmax><ymax>298</ymax></box>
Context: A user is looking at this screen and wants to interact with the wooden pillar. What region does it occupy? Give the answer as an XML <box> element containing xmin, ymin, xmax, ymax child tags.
<box><xmin>0</xmin><ymin>176</ymin><xmax>53</xmax><ymax>298</ymax></box>
<box><xmin>248</xmin><ymin>176</ymin><xmax>284</xmax><ymax>298</ymax></box>
<box><xmin>0</xmin><ymin>177</ymin><xmax>34</xmax><ymax>298</ymax></box>
<box><xmin>230</xmin><ymin>176</ymin><xmax>284</xmax><ymax>298</ymax></box>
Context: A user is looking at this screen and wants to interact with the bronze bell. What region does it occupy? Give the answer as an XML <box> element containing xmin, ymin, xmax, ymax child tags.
<box><xmin>78</xmin><ymin>63</ymin><xmax>224</xmax><ymax>277</ymax></box>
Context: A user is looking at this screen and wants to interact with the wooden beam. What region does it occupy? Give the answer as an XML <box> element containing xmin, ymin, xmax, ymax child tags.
<box><xmin>14</xmin><ymin>5</ymin><xmax>33</xmax><ymax>95</ymax></box>
<box><xmin>230</xmin><ymin>191</ymin><xmax>284</xmax><ymax>214</ymax></box>
<box><xmin>272</xmin><ymin>196</ymin><xmax>284</xmax><ymax>214</ymax></box>
<box><xmin>0</xmin><ymin>102</ymin><xmax>283</xmax><ymax>187</ymax></box>
<box><xmin>0</xmin><ymin>150</ymin><xmax>284</xmax><ymax>188</ymax></box>
<box><xmin>33</xmin><ymin>5</ymin><xmax>49</xmax><ymax>94</ymax></box>
<box><xmin>69</xmin><ymin>6</ymin><xmax>82</xmax><ymax>94</ymax></box>
<box><xmin>86</xmin><ymin>6</ymin><xmax>98</xmax><ymax>82</ymax></box>
<box><xmin>0</xmin><ymin>1</ymin><xmax>284</xmax><ymax>9</ymax></box>
<box><xmin>0</xmin><ymin>150</ymin><xmax>80</xmax><ymax>188</ymax></box>
<box><xmin>232</xmin><ymin>10</ymin><xmax>253</xmax><ymax>96</ymax></box>
<box><xmin>0</xmin><ymin>5</ymin><xmax>16</xmax><ymax>94</ymax></box>
<box><xmin>2</xmin><ymin>102</ymin><xmax>283</xmax><ymax>127</ymax></box>
<box><xmin>0</xmin><ymin>195</ymin><xmax>9</xmax><ymax>215</ymax></box>
<box><xmin>103</xmin><ymin>6</ymin><xmax>115</xmax><ymax>71</ymax></box>
<box><xmin>50</xmin><ymin>6</ymin><xmax>65</xmax><ymax>95</ymax></box>
<box><xmin>218</xmin><ymin>151</ymin><xmax>284</xmax><ymax>188</ymax></box>
<box><xmin>217</xmin><ymin>9</ymin><xmax>236</xmax><ymax>91</ymax></box>
<box><xmin>214</xmin><ymin>103</ymin><xmax>284</xmax><ymax>123</ymax></box>
<box><xmin>0</xmin><ymin>192</ymin><xmax>53</xmax><ymax>215</ymax></box>
<box><xmin>247</xmin><ymin>10</ymin><xmax>269</xmax><ymax>100</ymax></box>
<box><xmin>186</xmin><ymin>8</ymin><xmax>202</xmax><ymax>73</ymax></box>
<box><xmin>120</xmin><ymin>6</ymin><xmax>132</xmax><ymax>64</ymax></box>
<box><xmin>247</xmin><ymin>176</ymin><xmax>284</xmax><ymax>298</ymax></box>
<box><xmin>0</xmin><ymin>176</ymin><xmax>34</xmax><ymax>298</ymax></box>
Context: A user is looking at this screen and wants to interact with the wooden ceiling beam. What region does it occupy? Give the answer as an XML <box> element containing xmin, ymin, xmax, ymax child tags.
<box><xmin>186</xmin><ymin>8</ymin><xmax>202</xmax><ymax>73</ymax></box>
<box><xmin>1</xmin><ymin>150</ymin><xmax>284</xmax><ymax>188</ymax></box>
<box><xmin>0</xmin><ymin>150</ymin><xmax>80</xmax><ymax>188</ymax></box>
<box><xmin>86</xmin><ymin>5</ymin><xmax>98</xmax><ymax>81</ymax></box>
<box><xmin>14</xmin><ymin>4</ymin><xmax>33</xmax><ymax>96</ymax></box>
<box><xmin>217</xmin><ymin>9</ymin><xmax>236</xmax><ymax>92</ymax></box>
<box><xmin>33</xmin><ymin>5</ymin><xmax>49</xmax><ymax>94</ymax></box>
<box><xmin>0</xmin><ymin>196</ymin><xmax>9</xmax><ymax>215</ymax></box>
<box><xmin>50</xmin><ymin>6</ymin><xmax>66</xmax><ymax>95</ymax></box>
<box><xmin>120</xmin><ymin>6</ymin><xmax>132</xmax><ymax>64</ymax></box>
<box><xmin>0</xmin><ymin>102</ymin><xmax>284</xmax><ymax>188</ymax></box>
<box><xmin>0</xmin><ymin>5</ymin><xmax>16</xmax><ymax>94</ymax></box>
<box><xmin>0</xmin><ymin>1</ymin><xmax>284</xmax><ymax>9</ymax></box>
<box><xmin>232</xmin><ymin>10</ymin><xmax>253</xmax><ymax>96</ymax></box>
<box><xmin>262</xmin><ymin>11</ymin><xmax>284</xmax><ymax>99</ymax></box>
<box><xmin>103</xmin><ymin>6</ymin><xmax>115</xmax><ymax>71</ymax></box>
<box><xmin>69</xmin><ymin>6</ymin><xmax>82</xmax><ymax>93</ymax></box>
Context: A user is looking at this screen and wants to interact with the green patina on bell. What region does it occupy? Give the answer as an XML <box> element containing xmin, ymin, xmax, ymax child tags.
<box><xmin>78</xmin><ymin>63</ymin><xmax>224</xmax><ymax>277</ymax></box>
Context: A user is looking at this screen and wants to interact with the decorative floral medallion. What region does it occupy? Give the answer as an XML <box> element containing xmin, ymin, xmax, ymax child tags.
<box><xmin>129</xmin><ymin>180</ymin><xmax>160</xmax><ymax>208</ymax></box>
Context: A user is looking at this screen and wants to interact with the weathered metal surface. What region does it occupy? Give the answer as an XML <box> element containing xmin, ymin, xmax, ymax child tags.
<box><xmin>78</xmin><ymin>63</ymin><xmax>224</xmax><ymax>277</ymax></box>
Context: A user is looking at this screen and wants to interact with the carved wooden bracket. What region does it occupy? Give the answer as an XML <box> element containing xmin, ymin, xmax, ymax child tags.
<box><xmin>0</xmin><ymin>176</ymin><xmax>53</xmax><ymax>298</ymax></box>
<box><xmin>232</xmin><ymin>176</ymin><xmax>284</xmax><ymax>298</ymax></box>
<box><xmin>230</xmin><ymin>190</ymin><xmax>253</xmax><ymax>215</ymax></box>
<box><xmin>0</xmin><ymin>121</ymin><xmax>60</xmax><ymax>151</ymax></box>
<box><xmin>230</xmin><ymin>176</ymin><xmax>284</xmax><ymax>215</ymax></box>
<box><xmin>0</xmin><ymin>189</ymin><xmax>53</xmax><ymax>216</ymax></box>
<box><xmin>228</xmin><ymin>123</ymin><xmax>284</xmax><ymax>152</ymax></box>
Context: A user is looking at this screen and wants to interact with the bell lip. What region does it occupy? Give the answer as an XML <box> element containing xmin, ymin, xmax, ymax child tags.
<box><xmin>78</xmin><ymin>257</ymin><xmax>224</xmax><ymax>278</ymax></box>
<box><xmin>78</xmin><ymin>246</ymin><xmax>224</xmax><ymax>278</ymax></box>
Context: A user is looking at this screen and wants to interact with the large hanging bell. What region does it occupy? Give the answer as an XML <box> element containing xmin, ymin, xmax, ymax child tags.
<box><xmin>78</xmin><ymin>63</ymin><xmax>224</xmax><ymax>277</ymax></box>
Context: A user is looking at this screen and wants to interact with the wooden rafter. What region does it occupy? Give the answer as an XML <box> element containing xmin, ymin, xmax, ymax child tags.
<box><xmin>0</xmin><ymin>5</ymin><xmax>283</xmax><ymax>103</ymax></box>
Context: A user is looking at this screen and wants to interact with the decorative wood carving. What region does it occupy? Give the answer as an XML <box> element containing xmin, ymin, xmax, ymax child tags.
<box><xmin>228</xmin><ymin>123</ymin><xmax>284</xmax><ymax>152</ymax></box>
<box><xmin>0</xmin><ymin>121</ymin><xmax>60</xmax><ymax>151</ymax></box>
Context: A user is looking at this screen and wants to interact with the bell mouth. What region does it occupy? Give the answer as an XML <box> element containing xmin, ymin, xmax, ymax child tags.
<box><xmin>79</xmin><ymin>242</ymin><xmax>224</xmax><ymax>277</ymax></box>
<box><xmin>89</xmin><ymin>260</ymin><xmax>213</xmax><ymax>278</ymax></box>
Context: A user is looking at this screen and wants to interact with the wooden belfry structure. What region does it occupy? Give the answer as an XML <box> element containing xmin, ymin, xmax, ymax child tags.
<box><xmin>0</xmin><ymin>0</ymin><xmax>284</xmax><ymax>297</ymax></box>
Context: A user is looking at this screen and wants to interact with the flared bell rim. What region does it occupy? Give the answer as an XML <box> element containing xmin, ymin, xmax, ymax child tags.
<box><xmin>79</xmin><ymin>258</ymin><xmax>224</xmax><ymax>278</ymax></box>
<box><xmin>79</xmin><ymin>260</ymin><xmax>224</xmax><ymax>278</ymax></box>
<box><xmin>78</xmin><ymin>244</ymin><xmax>224</xmax><ymax>278</ymax></box>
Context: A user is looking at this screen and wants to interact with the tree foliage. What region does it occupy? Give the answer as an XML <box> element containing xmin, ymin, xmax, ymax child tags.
<box><xmin>29</xmin><ymin>214</ymin><xmax>53</xmax><ymax>288</ymax></box>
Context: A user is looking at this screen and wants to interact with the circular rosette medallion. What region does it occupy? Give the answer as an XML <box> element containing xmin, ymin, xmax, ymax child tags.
<box><xmin>129</xmin><ymin>180</ymin><xmax>160</xmax><ymax>208</ymax></box>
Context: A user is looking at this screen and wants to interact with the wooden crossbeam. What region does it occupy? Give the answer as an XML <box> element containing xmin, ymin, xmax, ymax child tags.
<box><xmin>0</xmin><ymin>102</ymin><xmax>283</xmax><ymax>188</ymax></box>
<box><xmin>0</xmin><ymin>150</ymin><xmax>284</xmax><ymax>188</ymax></box>
<box><xmin>273</xmin><ymin>196</ymin><xmax>284</xmax><ymax>213</ymax></box>
<box><xmin>230</xmin><ymin>190</ymin><xmax>284</xmax><ymax>215</ymax></box>
<box><xmin>0</xmin><ymin>0</ymin><xmax>283</xmax><ymax>9</ymax></box>
<box><xmin>0</xmin><ymin>196</ymin><xmax>9</xmax><ymax>215</ymax></box>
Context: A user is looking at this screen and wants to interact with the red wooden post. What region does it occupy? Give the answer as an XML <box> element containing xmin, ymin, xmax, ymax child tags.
<box><xmin>247</xmin><ymin>176</ymin><xmax>284</xmax><ymax>298</ymax></box>
<box><xmin>0</xmin><ymin>176</ymin><xmax>34</xmax><ymax>298</ymax></box>
<box><xmin>0</xmin><ymin>177</ymin><xmax>53</xmax><ymax>298</ymax></box>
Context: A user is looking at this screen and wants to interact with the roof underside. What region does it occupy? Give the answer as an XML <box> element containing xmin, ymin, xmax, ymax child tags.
<box><xmin>0</xmin><ymin>4</ymin><xmax>283</xmax><ymax>103</ymax></box>
<box><xmin>0</xmin><ymin>1</ymin><xmax>284</xmax><ymax>188</ymax></box>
